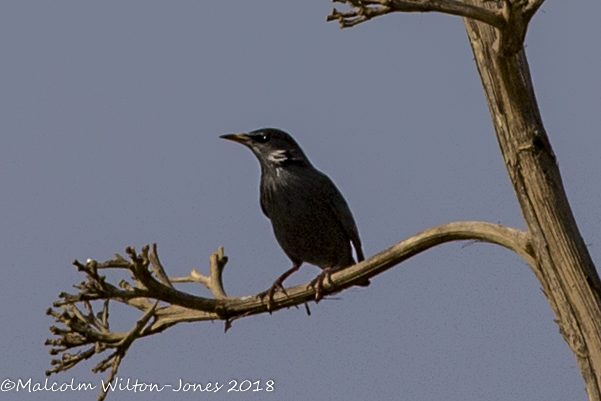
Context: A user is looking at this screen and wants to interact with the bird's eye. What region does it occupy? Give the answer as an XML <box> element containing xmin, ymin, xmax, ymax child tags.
<box><xmin>254</xmin><ymin>133</ymin><xmax>269</xmax><ymax>143</ymax></box>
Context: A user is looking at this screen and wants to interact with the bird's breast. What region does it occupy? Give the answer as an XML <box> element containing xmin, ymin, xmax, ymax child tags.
<box><xmin>259</xmin><ymin>168</ymin><xmax>353</xmax><ymax>268</ymax></box>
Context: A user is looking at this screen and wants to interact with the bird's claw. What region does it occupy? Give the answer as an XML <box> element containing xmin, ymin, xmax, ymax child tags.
<box><xmin>308</xmin><ymin>268</ymin><xmax>333</xmax><ymax>303</ymax></box>
<box><xmin>258</xmin><ymin>279</ymin><xmax>288</xmax><ymax>311</ymax></box>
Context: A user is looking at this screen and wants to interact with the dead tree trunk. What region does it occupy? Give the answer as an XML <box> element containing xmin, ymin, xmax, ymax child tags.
<box><xmin>463</xmin><ymin>12</ymin><xmax>601</xmax><ymax>400</ymax></box>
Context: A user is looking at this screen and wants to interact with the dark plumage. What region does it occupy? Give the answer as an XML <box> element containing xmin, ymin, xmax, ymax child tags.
<box><xmin>220</xmin><ymin>128</ymin><xmax>366</xmax><ymax>307</ymax></box>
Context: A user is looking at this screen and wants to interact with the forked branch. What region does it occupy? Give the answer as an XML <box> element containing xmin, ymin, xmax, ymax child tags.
<box><xmin>46</xmin><ymin>221</ymin><xmax>533</xmax><ymax>400</ymax></box>
<box><xmin>327</xmin><ymin>0</ymin><xmax>547</xmax><ymax>55</ymax></box>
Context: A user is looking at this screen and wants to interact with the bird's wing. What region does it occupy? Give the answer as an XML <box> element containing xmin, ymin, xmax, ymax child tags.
<box><xmin>317</xmin><ymin>172</ymin><xmax>365</xmax><ymax>262</ymax></box>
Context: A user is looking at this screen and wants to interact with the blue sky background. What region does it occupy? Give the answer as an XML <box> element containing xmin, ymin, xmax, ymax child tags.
<box><xmin>1</xmin><ymin>1</ymin><xmax>600</xmax><ymax>400</ymax></box>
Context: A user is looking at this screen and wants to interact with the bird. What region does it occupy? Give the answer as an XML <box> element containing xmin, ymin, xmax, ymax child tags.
<box><xmin>220</xmin><ymin>128</ymin><xmax>367</xmax><ymax>309</ymax></box>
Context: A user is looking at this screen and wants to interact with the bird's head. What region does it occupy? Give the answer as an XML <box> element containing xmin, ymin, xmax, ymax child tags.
<box><xmin>220</xmin><ymin>128</ymin><xmax>312</xmax><ymax>168</ymax></box>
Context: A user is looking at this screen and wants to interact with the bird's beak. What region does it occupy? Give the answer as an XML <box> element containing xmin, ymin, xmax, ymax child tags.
<box><xmin>220</xmin><ymin>133</ymin><xmax>250</xmax><ymax>144</ymax></box>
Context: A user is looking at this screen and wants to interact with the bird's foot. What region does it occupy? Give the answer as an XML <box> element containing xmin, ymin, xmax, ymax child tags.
<box><xmin>257</xmin><ymin>277</ymin><xmax>289</xmax><ymax>312</ymax></box>
<box><xmin>257</xmin><ymin>263</ymin><xmax>301</xmax><ymax>312</ymax></box>
<box><xmin>308</xmin><ymin>268</ymin><xmax>334</xmax><ymax>303</ymax></box>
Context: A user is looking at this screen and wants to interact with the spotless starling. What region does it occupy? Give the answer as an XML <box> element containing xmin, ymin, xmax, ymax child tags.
<box><xmin>220</xmin><ymin>128</ymin><xmax>367</xmax><ymax>309</ymax></box>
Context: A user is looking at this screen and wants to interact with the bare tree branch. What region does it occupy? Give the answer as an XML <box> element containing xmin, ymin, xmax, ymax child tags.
<box><xmin>148</xmin><ymin>243</ymin><xmax>173</xmax><ymax>289</ymax></box>
<box><xmin>328</xmin><ymin>0</ymin><xmax>504</xmax><ymax>29</ymax></box>
<box><xmin>46</xmin><ymin>220</ymin><xmax>532</xmax><ymax>398</ymax></box>
<box><xmin>327</xmin><ymin>0</ymin><xmax>544</xmax><ymax>56</ymax></box>
<box><xmin>170</xmin><ymin>246</ymin><xmax>228</xmax><ymax>299</ymax></box>
<box><xmin>93</xmin><ymin>301</ymin><xmax>158</xmax><ymax>401</ymax></box>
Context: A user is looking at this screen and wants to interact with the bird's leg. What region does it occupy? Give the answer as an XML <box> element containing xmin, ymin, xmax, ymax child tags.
<box><xmin>308</xmin><ymin>267</ymin><xmax>334</xmax><ymax>303</ymax></box>
<box><xmin>258</xmin><ymin>263</ymin><xmax>301</xmax><ymax>311</ymax></box>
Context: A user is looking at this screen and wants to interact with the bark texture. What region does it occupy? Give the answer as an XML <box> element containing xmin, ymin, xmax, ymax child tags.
<box><xmin>462</xmin><ymin>6</ymin><xmax>601</xmax><ymax>400</ymax></box>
